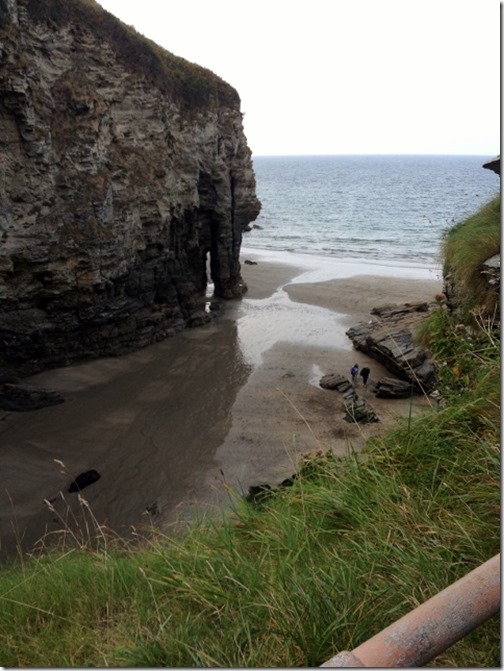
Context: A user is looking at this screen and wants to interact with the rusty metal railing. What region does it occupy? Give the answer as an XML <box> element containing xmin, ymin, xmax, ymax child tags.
<box><xmin>321</xmin><ymin>553</ymin><xmax>500</xmax><ymax>668</ymax></box>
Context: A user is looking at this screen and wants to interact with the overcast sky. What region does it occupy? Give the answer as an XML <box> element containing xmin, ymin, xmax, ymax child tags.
<box><xmin>97</xmin><ymin>0</ymin><xmax>500</xmax><ymax>157</ymax></box>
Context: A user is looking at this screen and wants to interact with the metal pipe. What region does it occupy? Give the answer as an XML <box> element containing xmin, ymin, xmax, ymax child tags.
<box><xmin>322</xmin><ymin>553</ymin><xmax>500</xmax><ymax>667</ymax></box>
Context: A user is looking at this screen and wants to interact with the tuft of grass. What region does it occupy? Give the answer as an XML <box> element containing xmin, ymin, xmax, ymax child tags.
<box><xmin>415</xmin><ymin>301</ymin><xmax>499</xmax><ymax>411</ymax></box>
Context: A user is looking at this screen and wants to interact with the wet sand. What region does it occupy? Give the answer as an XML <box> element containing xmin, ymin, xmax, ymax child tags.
<box><xmin>0</xmin><ymin>253</ymin><xmax>442</xmax><ymax>560</ymax></box>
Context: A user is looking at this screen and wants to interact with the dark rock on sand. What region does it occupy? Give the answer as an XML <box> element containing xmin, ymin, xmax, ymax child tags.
<box><xmin>146</xmin><ymin>500</ymin><xmax>161</xmax><ymax>517</ymax></box>
<box><xmin>374</xmin><ymin>377</ymin><xmax>416</xmax><ymax>399</ymax></box>
<box><xmin>0</xmin><ymin>383</ymin><xmax>65</xmax><ymax>411</ymax></box>
<box><xmin>246</xmin><ymin>475</ymin><xmax>298</xmax><ymax>505</ymax></box>
<box><xmin>319</xmin><ymin>373</ymin><xmax>352</xmax><ymax>392</ymax></box>
<box><xmin>342</xmin><ymin>388</ymin><xmax>379</xmax><ymax>424</ymax></box>
<box><xmin>68</xmin><ymin>470</ymin><xmax>101</xmax><ymax>493</ymax></box>
<box><xmin>319</xmin><ymin>373</ymin><xmax>378</xmax><ymax>423</ymax></box>
<box><xmin>187</xmin><ymin>310</ymin><xmax>213</xmax><ymax>328</ymax></box>
<box><xmin>246</xmin><ymin>483</ymin><xmax>273</xmax><ymax>505</ymax></box>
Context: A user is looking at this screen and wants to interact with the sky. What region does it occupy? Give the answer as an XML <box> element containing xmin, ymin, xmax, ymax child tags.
<box><xmin>96</xmin><ymin>0</ymin><xmax>500</xmax><ymax>157</ymax></box>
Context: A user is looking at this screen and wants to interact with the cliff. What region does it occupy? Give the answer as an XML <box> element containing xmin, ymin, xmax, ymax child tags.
<box><xmin>0</xmin><ymin>0</ymin><xmax>261</xmax><ymax>379</ymax></box>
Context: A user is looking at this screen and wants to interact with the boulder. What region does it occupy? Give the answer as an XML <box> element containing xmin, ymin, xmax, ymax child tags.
<box><xmin>319</xmin><ymin>373</ymin><xmax>352</xmax><ymax>392</ymax></box>
<box><xmin>146</xmin><ymin>500</ymin><xmax>161</xmax><ymax>517</ymax></box>
<box><xmin>246</xmin><ymin>483</ymin><xmax>273</xmax><ymax>505</ymax></box>
<box><xmin>342</xmin><ymin>389</ymin><xmax>379</xmax><ymax>424</ymax></box>
<box><xmin>0</xmin><ymin>383</ymin><xmax>65</xmax><ymax>411</ymax></box>
<box><xmin>319</xmin><ymin>372</ymin><xmax>378</xmax><ymax>422</ymax></box>
<box><xmin>246</xmin><ymin>475</ymin><xmax>297</xmax><ymax>506</ymax></box>
<box><xmin>374</xmin><ymin>377</ymin><xmax>416</xmax><ymax>399</ymax></box>
<box><xmin>187</xmin><ymin>310</ymin><xmax>213</xmax><ymax>328</ymax></box>
<box><xmin>68</xmin><ymin>470</ymin><xmax>101</xmax><ymax>493</ymax></box>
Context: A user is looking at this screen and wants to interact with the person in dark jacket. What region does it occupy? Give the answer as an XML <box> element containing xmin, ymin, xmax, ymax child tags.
<box><xmin>360</xmin><ymin>367</ymin><xmax>370</xmax><ymax>385</ymax></box>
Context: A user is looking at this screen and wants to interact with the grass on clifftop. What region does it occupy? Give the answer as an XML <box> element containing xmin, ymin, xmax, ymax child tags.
<box><xmin>19</xmin><ymin>0</ymin><xmax>239</xmax><ymax>108</ymax></box>
<box><xmin>0</xmin><ymin>200</ymin><xmax>500</xmax><ymax>667</ymax></box>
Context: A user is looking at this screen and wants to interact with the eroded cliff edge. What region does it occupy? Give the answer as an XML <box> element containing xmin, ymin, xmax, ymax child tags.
<box><xmin>0</xmin><ymin>0</ymin><xmax>261</xmax><ymax>379</ymax></box>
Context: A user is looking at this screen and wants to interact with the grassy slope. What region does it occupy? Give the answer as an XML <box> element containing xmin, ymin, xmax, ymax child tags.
<box><xmin>0</xmin><ymin>204</ymin><xmax>500</xmax><ymax>666</ymax></box>
<box><xmin>442</xmin><ymin>195</ymin><xmax>501</xmax><ymax>318</ymax></box>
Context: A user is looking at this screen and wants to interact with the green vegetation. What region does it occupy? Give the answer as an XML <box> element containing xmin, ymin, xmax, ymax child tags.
<box><xmin>442</xmin><ymin>195</ymin><xmax>500</xmax><ymax>320</ymax></box>
<box><xmin>0</xmin><ymin>200</ymin><xmax>500</xmax><ymax>667</ymax></box>
<box><xmin>20</xmin><ymin>0</ymin><xmax>239</xmax><ymax>108</ymax></box>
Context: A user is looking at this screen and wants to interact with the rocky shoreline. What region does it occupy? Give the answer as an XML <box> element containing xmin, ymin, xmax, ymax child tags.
<box><xmin>345</xmin><ymin>301</ymin><xmax>437</xmax><ymax>394</ymax></box>
<box><xmin>245</xmin><ymin>292</ymin><xmax>439</xmax><ymax>501</ymax></box>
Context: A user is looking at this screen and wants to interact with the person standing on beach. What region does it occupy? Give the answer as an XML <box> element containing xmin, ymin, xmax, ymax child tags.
<box><xmin>360</xmin><ymin>367</ymin><xmax>370</xmax><ymax>385</ymax></box>
<box><xmin>351</xmin><ymin>364</ymin><xmax>359</xmax><ymax>384</ymax></box>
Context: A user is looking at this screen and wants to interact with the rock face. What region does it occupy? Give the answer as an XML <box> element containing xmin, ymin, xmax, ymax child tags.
<box><xmin>0</xmin><ymin>0</ymin><xmax>261</xmax><ymax>379</ymax></box>
<box><xmin>480</xmin><ymin>255</ymin><xmax>501</xmax><ymax>301</ymax></box>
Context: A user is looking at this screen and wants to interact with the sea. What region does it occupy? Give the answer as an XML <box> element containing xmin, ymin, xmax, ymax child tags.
<box><xmin>242</xmin><ymin>155</ymin><xmax>499</xmax><ymax>278</ymax></box>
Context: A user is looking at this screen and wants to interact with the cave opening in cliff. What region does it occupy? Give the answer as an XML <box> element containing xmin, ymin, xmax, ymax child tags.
<box><xmin>205</xmin><ymin>250</ymin><xmax>214</xmax><ymax>298</ymax></box>
<box><xmin>206</xmin><ymin>218</ymin><xmax>223</xmax><ymax>298</ymax></box>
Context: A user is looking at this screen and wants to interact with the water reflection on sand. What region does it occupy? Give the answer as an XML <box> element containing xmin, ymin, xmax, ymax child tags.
<box><xmin>0</xmin><ymin>318</ymin><xmax>252</xmax><ymax>560</ymax></box>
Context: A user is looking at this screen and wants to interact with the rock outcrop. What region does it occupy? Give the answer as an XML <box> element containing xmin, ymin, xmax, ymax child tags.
<box><xmin>482</xmin><ymin>155</ymin><xmax>500</xmax><ymax>176</ymax></box>
<box><xmin>444</xmin><ymin>252</ymin><xmax>501</xmax><ymax>325</ymax></box>
<box><xmin>341</xmin><ymin>387</ymin><xmax>379</xmax><ymax>424</ymax></box>
<box><xmin>319</xmin><ymin>373</ymin><xmax>378</xmax><ymax>423</ymax></box>
<box><xmin>346</xmin><ymin>302</ymin><xmax>437</xmax><ymax>394</ymax></box>
<box><xmin>0</xmin><ymin>0</ymin><xmax>261</xmax><ymax>379</ymax></box>
<box><xmin>373</xmin><ymin>377</ymin><xmax>416</xmax><ymax>399</ymax></box>
<box><xmin>68</xmin><ymin>469</ymin><xmax>101</xmax><ymax>493</ymax></box>
<box><xmin>319</xmin><ymin>373</ymin><xmax>352</xmax><ymax>393</ymax></box>
<box><xmin>0</xmin><ymin>382</ymin><xmax>64</xmax><ymax>410</ymax></box>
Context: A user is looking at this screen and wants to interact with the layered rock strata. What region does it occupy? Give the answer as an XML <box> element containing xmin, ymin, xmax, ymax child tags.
<box><xmin>0</xmin><ymin>0</ymin><xmax>260</xmax><ymax>378</ymax></box>
<box><xmin>346</xmin><ymin>302</ymin><xmax>437</xmax><ymax>394</ymax></box>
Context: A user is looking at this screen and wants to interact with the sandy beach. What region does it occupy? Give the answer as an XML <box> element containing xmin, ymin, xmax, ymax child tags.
<box><xmin>0</xmin><ymin>252</ymin><xmax>442</xmax><ymax>560</ymax></box>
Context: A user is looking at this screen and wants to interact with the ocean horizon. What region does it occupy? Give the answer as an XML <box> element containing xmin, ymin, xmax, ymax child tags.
<box><xmin>244</xmin><ymin>154</ymin><xmax>499</xmax><ymax>277</ymax></box>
